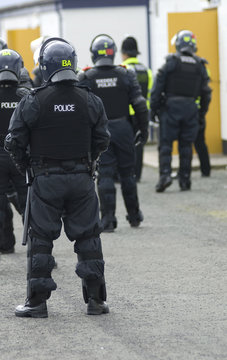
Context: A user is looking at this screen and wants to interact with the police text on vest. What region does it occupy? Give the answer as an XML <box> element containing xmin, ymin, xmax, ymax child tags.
<box><xmin>96</xmin><ymin>78</ymin><xmax>118</xmax><ymax>88</ymax></box>
<box><xmin>1</xmin><ymin>102</ymin><xmax>18</xmax><ymax>109</ymax></box>
<box><xmin>54</xmin><ymin>104</ymin><xmax>75</xmax><ymax>112</ymax></box>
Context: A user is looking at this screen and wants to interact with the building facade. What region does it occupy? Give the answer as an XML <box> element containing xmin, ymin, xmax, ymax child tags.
<box><xmin>0</xmin><ymin>0</ymin><xmax>226</xmax><ymax>153</ymax></box>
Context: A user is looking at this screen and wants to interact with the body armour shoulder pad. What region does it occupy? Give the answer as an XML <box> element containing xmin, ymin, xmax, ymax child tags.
<box><xmin>16</xmin><ymin>86</ymin><xmax>31</xmax><ymax>98</ymax></box>
<box><xmin>115</xmin><ymin>64</ymin><xmax>128</xmax><ymax>75</ymax></box>
<box><xmin>194</xmin><ymin>55</ymin><xmax>208</xmax><ymax>65</ymax></box>
<box><xmin>76</xmin><ymin>84</ymin><xmax>91</xmax><ymax>92</ymax></box>
<box><xmin>79</xmin><ymin>67</ymin><xmax>97</xmax><ymax>80</ymax></box>
<box><xmin>165</xmin><ymin>53</ymin><xmax>178</xmax><ymax>61</ymax></box>
<box><xmin>30</xmin><ymin>84</ymin><xmax>48</xmax><ymax>95</ymax></box>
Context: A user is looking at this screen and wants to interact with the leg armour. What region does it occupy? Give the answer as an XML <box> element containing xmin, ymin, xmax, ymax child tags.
<box><xmin>120</xmin><ymin>175</ymin><xmax>139</xmax><ymax>216</ymax></box>
<box><xmin>0</xmin><ymin>195</ymin><xmax>8</xmax><ymax>247</ymax></box>
<box><xmin>194</xmin><ymin>130</ymin><xmax>211</xmax><ymax>176</ymax></box>
<box><xmin>159</xmin><ymin>144</ymin><xmax>172</xmax><ymax>176</ymax></box>
<box><xmin>74</xmin><ymin>237</ymin><xmax>106</xmax><ymax>303</ymax></box>
<box><xmin>2</xmin><ymin>203</ymin><xmax>15</xmax><ymax>250</ymax></box>
<box><xmin>97</xmin><ymin>175</ymin><xmax>116</xmax><ymax>218</ymax></box>
<box><xmin>179</xmin><ymin>144</ymin><xmax>192</xmax><ymax>180</ymax></box>
<box><xmin>28</xmin><ymin>236</ymin><xmax>57</xmax><ymax>303</ymax></box>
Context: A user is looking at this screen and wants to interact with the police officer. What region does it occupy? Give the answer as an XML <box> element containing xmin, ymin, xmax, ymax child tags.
<box><xmin>150</xmin><ymin>30</ymin><xmax>211</xmax><ymax>192</ymax></box>
<box><xmin>175</xmin><ymin>34</ymin><xmax>212</xmax><ymax>178</ymax></box>
<box><xmin>121</xmin><ymin>36</ymin><xmax>153</xmax><ymax>182</ymax></box>
<box><xmin>78</xmin><ymin>34</ymin><xmax>148</xmax><ymax>232</ymax></box>
<box><xmin>0</xmin><ymin>48</ymin><xmax>29</xmax><ymax>253</ymax></box>
<box><xmin>5</xmin><ymin>37</ymin><xmax>110</xmax><ymax>318</ymax></box>
<box><xmin>0</xmin><ymin>38</ymin><xmax>33</xmax><ymax>88</ymax></box>
<box><xmin>0</xmin><ymin>39</ymin><xmax>32</xmax><ymax>253</ymax></box>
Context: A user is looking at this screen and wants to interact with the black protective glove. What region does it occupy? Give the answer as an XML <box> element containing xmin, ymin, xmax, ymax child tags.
<box><xmin>134</xmin><ymin>129</ymin><xmax>148</xmax><ymax>146</ymax></box>
<box><xmin>4</xmin><ymin>134</ymin><xmax>29</xmax><ymax>176</ymax></box>
<box><xmin>150</xmin><ymin>110</ymin><xmax>160</xmax><ymax>124</ymax></box>
<box><xmin>199</xmin><ymin>116</ymin><xmax>205</xmax><ymax>130</ymax></box>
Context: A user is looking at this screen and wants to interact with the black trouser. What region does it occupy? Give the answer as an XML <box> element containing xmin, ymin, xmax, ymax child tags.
<box><xmin>27</xmin><ymin>165</ymin><xmax>106</xmax><ymax>303</ymax></box>
<box><xmin>194</xmin><ymin>123</ymin><xmax>211</xmax><ymax>176</ymax></box>
<box><xmin>2</xmin><ymin>202</ymin><xmax>15</xmax><ymax>250</ymax></box>
<box><xmin>135</xmin><ymin>143</ymin><xmax>144</xmax><ymax>182</ymax></box>
<box><xmin>158</xmin><ymin>97</ymin><xmax>199</xmax><ymax>182</ymax></box>
<box><xmin>97</xmin><ymin>119</ymin><xmax>140</xmax><ymax>221</ymax></box>
<box><xmin>0</xmin><ymin>149</ymin><xmax>26</xmax><ymax>250</ymax></box>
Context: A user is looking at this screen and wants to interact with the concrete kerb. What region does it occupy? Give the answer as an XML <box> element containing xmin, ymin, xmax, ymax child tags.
<box><xmin>143</xmin><ymin>144</ymin><xmax>227</xmax><ymax>171</ymax></box>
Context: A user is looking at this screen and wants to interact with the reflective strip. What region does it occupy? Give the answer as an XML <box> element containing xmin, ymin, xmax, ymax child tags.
<box><xmin>122</xmin><ymin>59</ymin><xmax>153</xmax><ymax>113</ymax></box>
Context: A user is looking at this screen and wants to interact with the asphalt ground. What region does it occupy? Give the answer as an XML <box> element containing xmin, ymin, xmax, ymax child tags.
<box><xmin>0</xmin><ymin>165</ymin><xmax>227</xmax><ymax>360</ymax></box>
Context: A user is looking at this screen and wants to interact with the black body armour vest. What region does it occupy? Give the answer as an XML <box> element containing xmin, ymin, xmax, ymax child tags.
<box><xmin>165</xmin><ymin>55</ymin><xmax>202</xmax><ymax>98</ymax></box>
<box><xmin>0</xmin><ymin>86</ymin><xmax>21</xmax><ymax>147</ymax></box>
<box><xmin>131</xmin><ymin>63</ymin><xmax>148</xmax><ymax>99</ymax></box>
<box><xmin>86</xmin><ymin>66</ymin><xmax>129</xmax><ymax>120</ymax></box>
<box><xmin>30</xmin><ymin>84</ymin><xmax>91</xmax><ymax>160</ymax></box>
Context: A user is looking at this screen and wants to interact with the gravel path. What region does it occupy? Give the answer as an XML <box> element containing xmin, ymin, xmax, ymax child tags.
<box><xmin>0</xmin><ymin>165</ymin><xmax>227</xmax><ymax>360</ymax></box>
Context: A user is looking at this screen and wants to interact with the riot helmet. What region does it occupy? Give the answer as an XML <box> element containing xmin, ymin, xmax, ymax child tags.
<box><xmin>121</xmin><ymin>36</ymin><xmax>140</xmax><ymax>57</ymax></box>
<box><xmin>173</xmin><ymin>30</ymin><xmax>197</xmax><ymax>55</ymax></box>
<box><xmin>0</xmin><ymin>38</ymin><xmax>8</xmax><ymax>50</ymax></box>
<box><xmin>39</xmin><ymin>37</ymin><xmax>77</xmax><ymax>82</ymax></box>
<box><xmin>90</xmin><ymin>34</ymin><xmax>117</xmax><ymax>66</ymax></box>
<box><xmin>0</xmin><ymin>49</ymin><xmax>24</xmax><ymax>83</ymax></box>
<box><xmin>30</xmin><ymin>35</ymin><xmax>50</xmax><ymax>66</ymax></box>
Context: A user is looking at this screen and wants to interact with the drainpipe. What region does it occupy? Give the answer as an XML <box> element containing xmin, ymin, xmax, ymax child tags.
<box><xmin>55</xmin><ymin>0</ymin><xmax>63</xmax><ymax>37</ymax></box>
<box><xmin>146</xmin><ymin>0</ymin><xmax>152</xmax><ymax>69</ymax></box>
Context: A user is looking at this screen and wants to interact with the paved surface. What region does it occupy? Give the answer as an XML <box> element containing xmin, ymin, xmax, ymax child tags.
<box><xmin>0</xmin><ymin>163</ymin><xmax>227</xmax><ymax>360</ymax></box>
<box><xmin>144</xmin><ymin>144</ymin><xmax>227</xmax><ymax>170</ymax></box>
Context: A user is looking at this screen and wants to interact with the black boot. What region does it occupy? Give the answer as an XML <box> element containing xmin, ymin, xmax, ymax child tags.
<box><xmin>179</xmin><ymin>178</ymin><xmax>191</xmax><ymax>191</ymax></box>
<box><xmin>87</xmin><ymin>298</ymin><xmax>109</xmax><ymax>315</ymax></box>
<box><xmin>101</xmin><ymin>214</ymin><xmax>117</xmax><ymax>233</ymax></box>
<box><xmin>126</xmin><ymin>209</ymin><xmax>144</xmax><ymax>228</ymax></box>
<box><xmin>156</xmin><ymin>175</ymin><xmax>172</xmax><ymax>192</ymax></box>
<box><xmin>0</xmin><ymin>246</ymin><xmax>15</xmax><ymax>254</ymax></box>
<box><xmin>82</xmin><ymin>279</ymin><xmax>109</xmax><ymax>315</ymax></box>
<box><xmin>15</xmin><ymin>299</ymin><xmax>48</xmax><ymax>318</ymax></box>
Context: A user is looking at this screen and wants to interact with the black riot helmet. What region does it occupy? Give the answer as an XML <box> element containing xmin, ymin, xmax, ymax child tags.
<box><xmin>90</xmin><ymin>34</ymin><xmax>117</xmax><ymax>66</ymax></box>
<box><xmin>121</xmin><ymin>36</ymin><xmax>140</xmax><ymax>57</ymax></box>
<box><xmin>174</xmin><ymin>30</ymin><xmax>197</xmax><ymax>55</ymax></box>
<box><xmin>0</xmin><ymin>49</ymin><xmax>24</xmax><ymax>83</ymax></box>
<box><xmin>39</xmin><ymin>37</ymin><xmax>77</xmax><ymax>83</ymax></box>
<box><xmin>0</xmin><ymin>38</ymin><xmax>8</xmax><ymax>50</ymax></box>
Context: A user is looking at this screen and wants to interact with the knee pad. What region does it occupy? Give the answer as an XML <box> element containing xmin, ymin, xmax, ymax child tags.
<box><xmin>29</xmin><ymin>237</ymin><xmax>57</xmax><ymax>294</ymax></box>
<box><xmin>74</xmin><ymin>237</ymin><xmax>104</xmax><ymax>280</ymax></box>
<box><xmin>31</xmin><ymin>253</ymin><xmax>55</xmax><ymax>276</ymax></box>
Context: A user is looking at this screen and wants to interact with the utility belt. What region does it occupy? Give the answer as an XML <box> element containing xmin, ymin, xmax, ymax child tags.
<box><xmin>109</xmin><ymin>116</ymin><xmax>128</xmax><ymax>122</ymax></box>
<box><xmin>166</xmin><ymin>94</ymin><xmax>196</xmax><ymax>100</ymax></box>
<box><xmin>31</xmin><ymin>157</ymin><xmax>90</xmax><ymax>176</ymax></box>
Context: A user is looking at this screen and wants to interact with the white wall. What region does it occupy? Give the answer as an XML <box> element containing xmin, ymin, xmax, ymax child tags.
<box><xmin>150</xmin><ymin>0</ymin><xmax>204</xmax><ymax>74</ymax></box>
<box><xmin>0</xmin><ymin>9</ymin><xmax>60</xmax><ymax>44</ymax></box>
<box><xmin>62</xmin><ymin>6</ymin><xmax>148</xmax><ymax>69</ymax></box>
<box><xmin>217</xmin><ymin>2</ymin><xmax>227</xmax><ymax>141</ymax></box>
<box><xmin>0</xmin><ymin>0</ymin><xmax>225</xmax><ymax>142</ymax></box>
<box><xmin>150</xmin><ymin>0</ymin><xmax>225</xmax><ymax>142</ymax></box>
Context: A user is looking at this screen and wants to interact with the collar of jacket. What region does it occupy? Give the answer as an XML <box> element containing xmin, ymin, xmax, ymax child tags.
<box><xmin>122</xmin><ymin>57</ymin><xmax>139</xmax><ymax>66</ymax></box>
